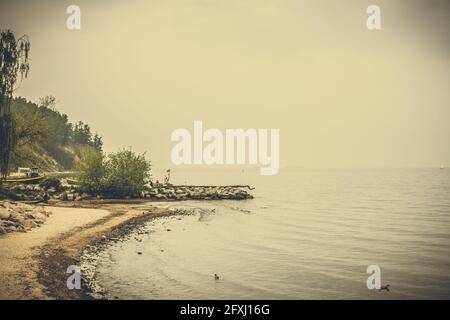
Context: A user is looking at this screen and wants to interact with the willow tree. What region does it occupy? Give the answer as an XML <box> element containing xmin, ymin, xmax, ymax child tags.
<box><xmin>0</xmin><ymin>30</ymin><xmax>30</xmax><ymax>180</ymax></box>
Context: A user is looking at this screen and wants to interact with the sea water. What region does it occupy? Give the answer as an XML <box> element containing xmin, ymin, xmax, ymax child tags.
<box><xmin>90</xmin><ymin>168</ymin><xmax>450</xmax><ymax>299</ymax></box>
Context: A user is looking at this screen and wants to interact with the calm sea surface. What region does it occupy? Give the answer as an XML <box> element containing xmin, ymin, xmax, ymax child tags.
<box><xmin>86</xmin><ymin>168</ymin><xmax>450</xmax><ymax>299</ymax></box>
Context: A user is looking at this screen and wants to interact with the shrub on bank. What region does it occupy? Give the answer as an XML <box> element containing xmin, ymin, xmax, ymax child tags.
<box><xmin>74</xmin><ymin>149</ymin><xmax>151</xmax><ymax>197</ymax></box>
<box><xmin>102</xmin><ymin>149</ymin><xmax>151</xmax><ymax>197</ymax></box>
<box><xmin>74</xmin><ymin>150</ymin><xmax>105</xmax><ymax>193</ymax></box>
<box><xmin>39</xmin><ymin>177</ymin><xmax>62</xmax><ymax>191</ymax></box>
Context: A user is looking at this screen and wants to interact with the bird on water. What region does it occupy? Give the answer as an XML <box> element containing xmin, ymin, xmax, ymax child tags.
<box><xmin>379</xmin><ymin>284</ymin><xmax>390</xmax><ymax>292</ymax></box>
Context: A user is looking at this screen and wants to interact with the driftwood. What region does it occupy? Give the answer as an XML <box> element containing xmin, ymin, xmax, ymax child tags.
<box><xmin>170</xmin><ymin>185</ymin><xmax>256</xmax><ymax>190</ymax></box>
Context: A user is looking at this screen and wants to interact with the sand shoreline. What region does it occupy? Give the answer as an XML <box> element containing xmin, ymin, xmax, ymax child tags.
<box><xmin>0</xmin><ymin>201</ymin><xmax>179</xmax><ymax>300</ymax></box>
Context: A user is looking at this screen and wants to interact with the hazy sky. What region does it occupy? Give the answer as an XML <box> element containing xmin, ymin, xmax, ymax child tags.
<box><xmin>1</xmin><ymin>0</ymin><xmax>449</xmax><ymax>169</ymax></box>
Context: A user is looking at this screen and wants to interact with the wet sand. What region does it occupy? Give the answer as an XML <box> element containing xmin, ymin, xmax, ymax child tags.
<box><xmin>0</xmin><ymin>203</ymin><xmax>172</xmax><ymax>300</ymax></box>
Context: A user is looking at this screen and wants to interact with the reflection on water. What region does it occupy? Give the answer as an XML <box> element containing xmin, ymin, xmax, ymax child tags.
<box><xmin>91</xmin><ymin>168</ymin><xmax>450</xmax><ymax>299</ymax></box>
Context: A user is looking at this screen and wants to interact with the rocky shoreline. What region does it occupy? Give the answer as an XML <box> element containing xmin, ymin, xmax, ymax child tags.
<box><xmin>0</xmin><ymin>200</ymin><xmax>51</xmax><ymax>235</ymax></box>
<box><xmin>0</xmin><ymin>183</ymin><xmax>254</xmax><ymax>299</ymax></box>
<box><xmin>78</xmin><ymin>207</ymin><xmax>198</xmax><ymax>299</ymax></box>
<box><xmin>34</xmin><ymin>204</ymin><xmax>192</xmax><ymax>300</ymax></box>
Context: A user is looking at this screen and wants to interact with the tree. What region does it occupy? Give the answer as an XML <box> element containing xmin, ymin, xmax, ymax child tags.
<box><xmin>92</xmin><ymin>132</ymin><xmax>103</xmax><ymax>152</ymax></box>
<box><xmin>73</xmin><ymin>121</ymin><xmax>92</xmax><ymax>144</ymax></box>
<box><xmin>0</xmin><ymin>30</ymin><xmax>30</xmax><ymax>179</ymax></box>
<box><xmin>39</xmin><ymin>95</ymin><xmax>57</xmax><ymax>111</ymax></box>
<box><xmin>74</xmin><ymin>150</ymin><xmax>105</xmax><ymax>193</ymax></box>
<box><xmin>14</xmin><ymin>103</ymin><xmax>48</xmax><ymax>145</ymax></box>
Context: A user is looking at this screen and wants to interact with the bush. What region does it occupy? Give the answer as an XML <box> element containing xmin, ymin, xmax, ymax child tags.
<box><xmin>74</xmin><ymin>149</ymin><xmax>151</xmax><ymax>197</ymax></box>
<box><xmin>39</xmin><ymin>177</ymin><xmax>62</xmax><ymax>191</ymax></box>
<box><xmin>74</xmin><ymin>150</ymin><xmax>105</xmax><ymax>193</ymax></box>
<box><xmin>103</xmin><ymin>149</ymin><xmax>151</xmax><ymax>197</ymax></box>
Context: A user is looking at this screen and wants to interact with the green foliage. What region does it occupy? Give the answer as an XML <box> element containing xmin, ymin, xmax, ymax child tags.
<box><xmin>92</xmin><ymin>132</ymin><xmax>103</xmax><ymax>152</ymax></box>
<box><xmin>103</xmin><ymin>149</ymin><xmax>151</xmax><ymax>197</ymax></box>
<box><xmin>39</xmin><ymin>177</ymin><xmax>62</xmax><ymax>191</ymax></box>
<box><xmin>8</xmin><ymin>96</ymin><xmax>103</xmax><ymax>171</ymax></box>
<box><xmin>1</xmin><ymin>30</ymin><xmax>102</xmax><ymax>176</ymax></box>
<box><xmin>14</xmin><ymin>100</ymin><xmax>48</xmax><ymax>145</ymax></box>
<box><xmin>0</xmin><ymin>29</ymin><xmax>30</xmax><ymax>179</ymax></box>
<box><xmin>74</xmin><ymin>150</ymin><xmax>105</xmax><ymax>193</ymax></box>
<box><xmin>38</xmin><ymin>95</ymin><xmax>72</xmax><ymax>146</ymax></box>
<box><xmin>73</xmin><ymin>121</ymin><xmax>92</xmax><ymax>144</ymax></box>
<box><xmin>72</xmin><ymin>121</ymin><xmax>103</xmax><ymax>152</ymax></box>
<box><xmin>75</xmin><ymin>149</ymin><xmax>151</xmax><ymax>197</ymax></box>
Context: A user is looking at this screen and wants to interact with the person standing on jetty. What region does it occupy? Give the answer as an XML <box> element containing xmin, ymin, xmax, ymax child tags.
<box><xmin>164</xmin><ymin>169</ymin><xmax>171</xmax><ymax>185</ymax></box>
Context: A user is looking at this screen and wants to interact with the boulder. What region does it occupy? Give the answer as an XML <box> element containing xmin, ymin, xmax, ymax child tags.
<box><xmin>22</xmin><ymin>219</ymin><xmax>37</xmax><ymax>229</ymax></box>
<box><xmin>47</xmin><ymin>187</ymin><xmax>57</xmax><ymax>194</ymax></box>
<box><xmin>8</xmin><ymin>212</ymin><xmax>20</xmax><ymax>222</ymax></box>
<box><xmin>24</xmin><ymin>213</ymin><xmax>36</xmax><ymax>220</ymax></box>
<box><xmin>2</xmin><ymin>220</ymin><xmax>15</xmax><ymax>227</ymax></box>
<box><xmin>0</xmin><ymin>208</ymin><xmax>10</xmax><ymax>220</ymax></box>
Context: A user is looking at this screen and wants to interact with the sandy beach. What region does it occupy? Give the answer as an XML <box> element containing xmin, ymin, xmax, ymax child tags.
<box><xmin>0</xmin><ymin>202</ymin><xmax>173</xmax><ymax>300</ymax></box>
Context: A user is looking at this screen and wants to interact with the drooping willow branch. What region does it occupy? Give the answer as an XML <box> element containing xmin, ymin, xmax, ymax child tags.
<box><xmin>0</xmin><ymin>30</ymin><xmax>30</xmax><ymax>181</ymax></box>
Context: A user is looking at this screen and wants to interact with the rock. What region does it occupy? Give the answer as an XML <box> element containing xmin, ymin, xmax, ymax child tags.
<box><xmin>22</xmin><ymin>219</ymin><xmax>37</xmax><ymax>229</ymax></box>
<box><xmin>47</xmin><ymin>187</ymin><xmax>57</xmax><ymax>194</ymax></box>
<box><xmin>8</xmin><ymin>212</ymin><xmax>20</xmax><ymax>222</ymax></box>
<box><xmin>0</xmin><ymin>201</ymin><xmax>51</xmax><ymax>234</ymax></box>
<box><xmin>0</xmin><ymin>225</ymin><xmax>6</xmax><ymax>234</ymax></box>
<box><xmin>66</xmin><ymin>193</ymin><xmax>75</xmax><ymax>201</ymax></box>
<box><xmin>32</xmin><ymin>211</ymin><xmax>46</xmax><ymax>220</ymax></box>
<box><xmin>24</xmin><ymin>213</ymin><xmax>36</xmax><ymax>220</ymax></box>
<box><xmin>2</xmin><ymin>220</ymin><xmax>15</xmax><ymax>227</ymax></box>
<box><xmin>0</xmin><ymin>208</ymin><xmax>10</xmax><ymax>220</ymax></box>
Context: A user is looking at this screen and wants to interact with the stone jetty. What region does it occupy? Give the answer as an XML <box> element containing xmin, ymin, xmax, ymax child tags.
<box><xmin>54</xmin><ymin>185</ymin><xmax>254</xmax><ymax>201</ymax></box>
<box><xmin>2</xmin><ymin>183</ymin><xmax>254</xmax><ymax>203</ymax></box>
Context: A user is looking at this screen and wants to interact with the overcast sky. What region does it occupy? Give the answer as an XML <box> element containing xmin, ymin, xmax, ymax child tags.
<box><xmin>1</xmin><ymin>0</ymin><xmax>449</xmax><ymax>169</ymax></box>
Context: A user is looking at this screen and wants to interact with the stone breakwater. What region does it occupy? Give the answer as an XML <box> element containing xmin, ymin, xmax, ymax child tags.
<box><xmin>0</xmin><ymin>200</ymin><xmax>51</xmax><ymax>235</ymax></box>
<box><xmin>49</xmin><ymin>185</ymin><xmax>254</xmax><ymax>202</ymax></box>
<box><xmin>142</xmin><ymin>185</ymin><xmax>254</xmax><ymax>201</ymax></box>
<box><xmin>3</xmin><ymin>184</ymin><xmax>254</xmax><ymax>203</ymax></box>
